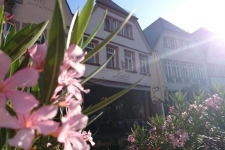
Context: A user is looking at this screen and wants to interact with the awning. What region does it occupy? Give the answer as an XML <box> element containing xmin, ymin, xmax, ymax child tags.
<box><xmin>150</xmin><ymin>51</ymin><xmax>168</xmax><ymax>103</ymax></box>
<box><xmin>88</xmin><ymin>78</ymin><xmax>150</xmax><ymax>91</ymax></box>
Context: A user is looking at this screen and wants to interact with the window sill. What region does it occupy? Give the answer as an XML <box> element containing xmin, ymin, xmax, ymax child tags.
<box><xmin>106</xmin><ymin>66</ymin><xmax>121</xmax><ymax>70</ymax></box>
<box><xmin>85</xmin><ymin>62</ymin><xmax>100</xmax><ymax>66</ymax></box>
<box><xmin>104</xmin><ymin>29</ymin><xmax>134</xmax><ymax>40</ymax></box>
<box><xmin>125</xmin><ymin>70</ymin><xmax>137</xmax><ymax>74</ymax></box>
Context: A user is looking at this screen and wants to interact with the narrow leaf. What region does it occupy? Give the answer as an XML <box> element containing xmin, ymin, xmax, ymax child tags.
<box><xmin>2</xmin><ymin>21</ymin><xmax>48</xmax><ymax>63</ymax></box>
<box><xmin>83</xmin><ymin>75</ymin><xmax>148</xmax><ymax>115</ymax></box>
<box><xmin>6</xmin><ymin>24</ymin><xmax>16</xmax><ymax>40</ymax></box>
<box><xmin>70</xmin><ymin>0</ymin><xmax>94</xmax><ymax>45</ymax></box>
<box><xmin>81</xmin><ymin>9</ymin><xmax>108</xmax><ymax>49</ymax></box>
<box><xmin>42</xmin><ymin>0</ymin><xmax>65</xmax><ymax>104</ymax></box>
<box><xmin>81</xmin><ymin>53</ymin><xmax>114</xmax><ymax>84</ymax></box>
<box><xmin>82</xmin><ymin>8</ymin><xmax>135</xmax><ymax>63</ymax></box>
<box><xmin>66</xmin><ymin>8</ymin><xmax>79</xmax><ymax>49</ymax></box>
<box><xmin>16</xmin><ymin>55</ymin><xmax>30</xmax><ymax>71</ymax></box>
<box><xmin>0</xmin><ymin>6</ymin><xmax>5</xmax><ymax>44</ymax></box>
<box><xmin>9</xmin><ymin>58</ymin><xmax>20</xmax><ymax>76</ymax></box>
<box><xmin>88</xmin><ymin>111</ymin><xmax>103</xmax><ymax>125</ymax></box>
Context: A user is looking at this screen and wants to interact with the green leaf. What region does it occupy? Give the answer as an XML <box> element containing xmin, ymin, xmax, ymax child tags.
<box><xmin>70</xmin><ymin>0</ymin><xmax>94</xmax><ymax>45</ymax></box>
<box><xmin>2</xmin><ymin>21</ymin><xmax>48</xmax><ymax>63</ymax></box>
<box><xmin>6</xmin><ymin>24</ymin><xmax>17</xmax><ymax>40</ymax></box>
<box><xmin>81</xmin><ymin>9</ymin><xmax>108</xmax><ymax>49</ymax></box>
<box><xmin>42</xmin><ymin>0</ymin><xmax>65</xmax><ymax>104</ymax></box>
<box><xmin>83</xmin><ymin>75</ymin><xmax>148</xmax><ymax>115</ymax></box>
<box><xmin>81</xmin><ymin>8</ymin><xmax>135</xmax><ymax>63</ymax></box>
<box><xmin>32</xmin><ymin>83</ymin><xmax>40</xmax><ymax>100</ymax></box>
<box><xmin>66</xmin><ymin>8</ymin><xmax>79</xmax><ymax>49</ymax></box>
<box><xmin>0</xmin><ymin>128</ymin><xmax>6</xmax><ymax>150</ymax></box>
<box><xmin>81</xmin><ymin>52</ymin><xmax>114</xmax><ymax>84</ymax></box>
<box><xmin>88</xmin><ymin>111</ymin><xmax>103</xmax><ymax>125</ymax></box>
<box><xmin>9</xmin><ymin>58</ymin><xmax>20</xmax><ymax>76</ymax></box>
<box><xmin>16</xmin><ymin>55</ymin><xmax>30</xmax><ymax>71</ymax></box>
<box><xmin>0</xmin><ymin>6</ymin><xmax>5</xmax><ymax>44</ymax></box>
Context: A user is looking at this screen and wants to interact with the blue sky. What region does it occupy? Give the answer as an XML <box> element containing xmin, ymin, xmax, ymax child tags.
<box><xmin>67</xmin><ymin>0</ymin><xmax>225</xmax><ymax>38</ymax></box>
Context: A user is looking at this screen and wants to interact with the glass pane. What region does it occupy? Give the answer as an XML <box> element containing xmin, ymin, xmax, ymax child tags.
<box><xmin>105</xmin><ymin>18</ymin><xmax>110</xmax><ymax>30</ymax></box>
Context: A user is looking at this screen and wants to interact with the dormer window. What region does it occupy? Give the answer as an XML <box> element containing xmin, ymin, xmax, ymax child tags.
<box><xmin>163</xmin><ymin>37</ymin><xmax>176</xmax><ymax>49</ymax></box>
<box><xmin>104</xmin><ymin>16</ymin><xmax>133</xmax><ymax>39</ymax></box>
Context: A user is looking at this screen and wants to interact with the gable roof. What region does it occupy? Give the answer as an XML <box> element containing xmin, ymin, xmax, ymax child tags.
<box><xmin>95</xmin><ymin>0</ymin><xmax>138</xmax><ymax>20</ymax></box>
<box><xmin>143</xmin><ymin>17</ymin><xmax>189</xmax><ymax>50</ymax></box>
<box><xmin>192</xmin><ymin>28</ymin><xmax>224</xmax><ymax>50</ymax></box>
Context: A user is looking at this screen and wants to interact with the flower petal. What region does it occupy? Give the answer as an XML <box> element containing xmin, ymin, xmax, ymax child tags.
<box><xmin>6</xmin><ymin>90</ymin><xmax>39</xmax><ymax>113</ymax></box>
<box><xmin>67</xmin><ymin>44</ymin><xmax>83</xmax><ymax>57</ymax></box>
<box><xmin>33</xmin><ymin>120</ymin><xmax>59</xmax><ymax>135</ymax></box>
<box><xmin>30</xmin><ymin>105</ymin><xmax>58</xmax><ymax>121</ymax></box>
<box><xmin>66</xmin><ymin>114</ymin><xmax>88</xmax><ymax>130</ymax></box>
<box><xmin>8</xmin><ymin>129</ymin><xmax>35</xmax><ymax>150</ymax></box>
<box><xmin>67</xmin><ymin>85</ymin><xmax>83</xmax><ymax>101</ymax></box>
<box><xmin>0</xmin><ymin>51</ymin><xmax>11</xmax><ymax>83</ymax></box>
<box><xmin>0</xmin><ymin>110</ymin><xmax>20</xmax><ymax>129</ymax></box>
<box><xmin>4</xmin><ymin>68</ymin><xmax>39</xmax><ymax>88</ymax></box>
<box><xmin>68</xmin><ymin>132</ymin><xmax>89</xmax><ymax>150</ymax></box>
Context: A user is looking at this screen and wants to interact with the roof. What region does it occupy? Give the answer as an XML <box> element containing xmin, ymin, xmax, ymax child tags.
<box><xmin>192</xmin><ymin>28</ymin><xmax>224</xmax><ymax>50</ymax></box>
<box><xmin>95</xmin><ymin>0</ymin><xmax>138</xmax><ymax>20</ymax></box>
<box><xmin>143</xmin><ymin>17</ymin><xmax>189</xmax><ymax>50</ymax></box>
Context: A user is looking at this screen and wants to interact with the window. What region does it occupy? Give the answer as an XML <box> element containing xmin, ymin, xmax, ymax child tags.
<box><xmin>125</xmin><ymin>25</ymin><xmax>131</xmax><ymax>38</ymax></box>
<box><xmin>84</xmin><ymin>40</ymin><xmax>99</xmax><ymax>65</ymax></box>
<box><xmin>112</xmin><ymin>20</ymin><xmax>117</xmax><ymax>30</ymax></box>
<box><xmin>125</xmin><ymin>53</ymin><xmax>133</xmax><ymax>71</ymax></box>
<box><xmin>180</xmin><ymin>40</ymin><xmax>192</xmax><ymax>51</ymax></box>
<box><xmin>164</xmin><ymin>61</ymin><xmax>173</xmax><ymax>82</ymax></box>
<box><xmin>189</xmin><ymin>64</ymin><xmax>195</xmax><ymax>79</ymax></box>
<box><xmin>181</xmin><ymin>63</ymin><xmax>189</xmax><ymax>79</ymax></box>
<box><xmin>139</xmin><ymin>55</ymin><xmax>148</xmax><ymax>74</ymax></box>
<box><xmin>105</xmin><ymin>18</ymin><xmax>110</xmax><ymax>30</ymax></box>
<box><xmin>173</xmin><ymin>62</ymin><xmax>181</xmax><ymax>82</ymax></box>
<box><xmin>85</xmin><ymin>42</ymin><xmax>96</xmax><ymax>63</ymax></box>
<box><xmin>105</xmin><ymin>16</ymin><xmax>132</xmax><ymax>38</ymax></box>
<box><xmin>106</xmin><ymin>47</ymin><xmax>116</xmax><ymax>67</ymax></box>
<box><xmin>163</xmin><ymin>37</ymin><xmax>176</xmax><ymax>49</ymax></box>
<box><xmin>1</xmin><ymin>22</ymin><xmax>14</xmax><ymax>41</ymax></box>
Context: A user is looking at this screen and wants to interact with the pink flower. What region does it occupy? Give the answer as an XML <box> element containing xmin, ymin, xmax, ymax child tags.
<box><xmin>8</xmin><ymin>105</ymin><xmax>59</xmax><ymax>150</ymax></box>
<box><xmin>127</xmin><ymin>135</ymin><xmax>135</xmax><ymax>143</ymax></box>
<box><xmin>182</xmin><ymin>112</ymin><xmax>187</xmax><ymax>117</ymax></box>
<box><xmin>51</xmin><ymin>101</ymin><xmax>89</xmax><ymax>150</ymax></box>
<box><xmin>0</xmin><ymin>51</ymin><xmax>39</xmax><ymax>113</ymax></box>
<box><xmin>28</xmin><ymin>43</ymin><xmax>47</xmax><ymax>72</ymax></box>
<box><xmin>82</xmin><ymin>130</ymin><xmax>95</xmax><ymax>146</ymax></box>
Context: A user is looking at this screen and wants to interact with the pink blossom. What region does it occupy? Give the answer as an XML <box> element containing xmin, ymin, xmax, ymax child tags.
<box><xmin>28</xmin><ymin>43</ymin><xmax>47</xmax><ymax>72</ymax></box>
<box><xmin>128</xmin><ymin>135</ymin><xmax>135</xmax><ymax>143</ymax></box>
<box><xmin>82</xmin><ymin>130</ymin><xmax>95</xmax><ymax>146</ymax></box>
<box><xmin>52</xmin><ymin>101</ymin><xmax>89</xmax><ymax>150</ymax></box>
<box><xmin>0</xmin><ymin>51</ymin><xmax>39</xmax><ymax>113</ymax></box>
<box><xmin>8</xmin><ymin>105</ymin><xmax>59</xmax><ymax>150</ymax></box>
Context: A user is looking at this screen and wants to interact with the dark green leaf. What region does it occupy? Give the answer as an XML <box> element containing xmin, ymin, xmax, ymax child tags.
<box><xmin>81</xmin><ymin>9</ymin><xmax>108</xmax><ymax>49</ymax></box>
<box><xmin>42</xmin><ymin>0</ymin><xmax>65</xmax><ymax>104</ymax></box>
<box><xmin>2</xmin><ymin>21</ymin><xmax>48</xmax><ymax>63</ymax></box>
<box><xmin>0</xmin><ymin>6</ymin><xmax>5</xmax><ymax>45</ymax></box>
<box><xmin>16</xmin><ymin>55</ymin><xmax>30</xmax><ymax>71</ymax></box>
<box><xmin>81</xmin><ymin>53</ymin><xmax>114</xmax><ymax>84</ymax></box>
<box><xmin>83</xmin><ymin>75</ymin><xmax>148</xmax><ymax>115</ymax></box>
<box><xmin>70</xmin><ymin>0</ymin><xmax>94</xmax><ymax>45</ymax></box>
<box><xmin>82</xmin><ymin>8</ymin><xmax>135</xmax><ymax>63</ymax></box>
<box><xmin>9</xmin><ymin>58</ymin><xmax>20</xmax><ymax>76</ymax></box>
<box><xmin>88</xmin><ymin>111</ymin><xmax>103</xmax><ymax>125</ymax></box>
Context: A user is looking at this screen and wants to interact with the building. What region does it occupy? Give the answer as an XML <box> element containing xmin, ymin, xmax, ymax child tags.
<box><xmin>0</xmin><ymin>0</ymin><xmax>72</xmax><ymax>42</ymax></box>
<box><xmin>82</xmin><ymin>0</ymin><xmax>153</xmax><ymax>137</ymax></box>
<box><xmin>192</xmin><ymin>28</ymin><xmax>225</xmax><ymax>87</ymax></box>
<box><xmin>143</xmin><ymin>18</ymin><xmax>211</xmax><ymax>100</ymax></box>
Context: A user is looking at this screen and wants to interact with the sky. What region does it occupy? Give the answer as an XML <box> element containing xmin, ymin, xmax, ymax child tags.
<box><xmin>67</xmin><ymin>0</ymin><xmax>225</xmax><ymax>38</ymax></box>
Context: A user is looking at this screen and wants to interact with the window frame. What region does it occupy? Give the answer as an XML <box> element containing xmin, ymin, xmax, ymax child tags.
<box><xmin>84</xmin><ymin>39</ymin><xmax>99</xmax><ymax>65</ymax></box>
<box><xmin>163</xmin><ymin>36</ymin><xmax>176</xmax><ymax>49</ymax></box>
<box><xmin>124</xmin><ymin>49</ymin><xmax>136</xmax><ymax>73</ymax></box>
<box><xmin>106</xmin><ymin>44</ymin><xmax>120</xmax><ymax>70</ymax></box>
<box><xmin>139</xmin><ymin>54</ymin><xmax>149</xmax><ymax>75</ymax></box>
